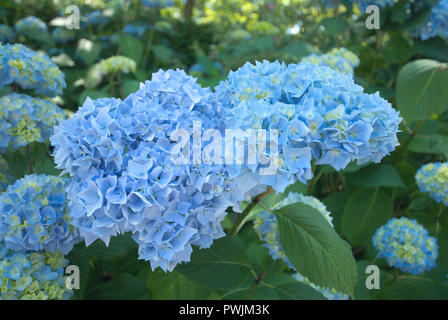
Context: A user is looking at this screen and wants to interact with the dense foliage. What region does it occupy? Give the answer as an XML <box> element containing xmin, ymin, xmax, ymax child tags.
<box><xmin>0</xmin><ymin>0</ymin><xmax>447</xmax><ymax>300</ymax></box>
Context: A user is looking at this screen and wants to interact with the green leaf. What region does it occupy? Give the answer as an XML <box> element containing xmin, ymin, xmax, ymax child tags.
<box><xmin>86</xmin><ymin>233</ymin><xmax>137</xmax><ymax>259</ymax></box>
<box><xmin>274</xmin><ymin>203</ymin><xmax>357</xmax><ymax>297</ymax></box>
<box><xmin>349</xmin><ymin>163</ymin><xmax>406</xmax><ymax>188</ymax></box>
<box><xmin>378</xmin><ymin>275</ymin><xmax>448</xmax><ymax>300</ymax></box>
<box><xmin>341</xmin><ymin>188</ymin><xmax>393</xmax><ymax>246</ymax></box>
<box><xmin>269</xmin><ymin>274</ymin><xmax>326</xmax><ymax>300</ymax></box>
<box><xmin>408</xmin><ymin>134</ymin><xmax>448</xmax><ymax>158</ymax></box>
<box><xmin>396</xmin><ymin>59</ymin><xmax>448</xmax><ymax>124</ymax></box>
<box><xmin>177</xmin><ymin>237</ymin><xmax>256</xmax><ymax>291</ymax></box>
<box><xmin>85</xmin><ymin>273</ymin><xmax>149</xmax><ymax>299</ymax></box>
<box><xmin>321</xmin><ymin>18</ymin><xmax>349</xmax><ymax>36</ymax></box>
<box><xmin>152</xmin><ymin>44</ymin><xmax>173</xmax><ymax>64</ymax></box>
<box><xmin>146</xmin><ymin>269</ymin><xmax>213</xmax><ymax>299</ymax></box>
<box><xmin>383</xmin><ymin>33</ymin><xmax>414</xmax><ymax>64</ymax></box>
<box><xmin>415</xmin><ymin>38</ymin><xmax>448</xmax><ymax>62</ymax></box>
<box><xmin>118</xmin><ymin>35</ymin><xmax>143</xmax><ymax>65</ymax></box>
<box><xmin>121</xmin><ymin>79</ymin><xmax>140</xmax><ymax>96</ymax></box>
<box><xmin>279</xmin><ymin>41</ymin><xmax>317</xmax><ymax>59</ymax></box>
<box><xmin>76</xmin><ymin>39</ymin><xmax>102</xmax><ymax>65</ymax></box>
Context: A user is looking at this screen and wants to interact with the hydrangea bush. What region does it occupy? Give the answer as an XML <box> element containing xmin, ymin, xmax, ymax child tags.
<box><xmin>1</xmin><ymin>0</ymin><xmax>448</xmax><ymax>301</ymax></box>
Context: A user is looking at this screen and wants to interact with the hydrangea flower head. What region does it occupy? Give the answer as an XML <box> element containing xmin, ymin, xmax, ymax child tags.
<box><xmin>254</xmin><ymin>192</ymin><xmax>347</xmax><ymax>298</ymax></box>
<box><xmin>415</xmin><ymin>162</ymin><xmax>448</xmax><ymax>206</ymax></box>
<box><xmin>412</xmin><ymin>0</ymin><xmax>448</xmax><ymax>40</ymax></box>
<box><xmin>0</xmin><ymin>246</ymin><xmax>73</xmax><ymax>300</ymax></box>
<box><xmin>216</xmin><ymin>60</ymin><xmax>401</xmax><ymax>192</ymax></box>
<box><xmin>302</xmin><ymin>48</ymin><xmax>359</xmax><ymax>75</ymax></box>
<box><xmin>0</xmin><ymin>43</ymin><xmax>66</xmax><ymax>97</ymax></box>
<box><xmin>51</xmin><ymin>69</ymin><xmax>248</xmax><ymax>272</ymax></box>
<box><xmin>373</xmin><ymin>217</ymin><xmax>438</xmax><ymax>274</ymax></box>
<box><xmin>0</xmin><ymin>24</ymin><xmax>15</xmax><ymax>43</ymax></box>
<box><xmin>0</xmin><ymin>93</ymin><xmax>66</xmax><ymax>149</ymax></box>
<box><xmin>14</xmin><ymin>16</ymin><xmax>48</xmax><ymax>35</ymax></box>
<box><xmin>98</xmin><ymin>56</ymin><xmax>136</xmax><ymax>75</ymax></box>
<box><xmin>0</xmin><ymin>174</ymin><xmax>80</xmax><ymax>255</ymax></box>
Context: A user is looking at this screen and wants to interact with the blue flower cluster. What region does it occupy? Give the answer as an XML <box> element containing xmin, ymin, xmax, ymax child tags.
<box><xmin>373</xmin><ymin>217</ymin><xmax>438</xmax><ymax>274</ymax></box>
<box><xmin>254</xmin><ymin>192</ymin><xmax>348</xmax><ymax>299</ymax></box>
<box><xmin>14</xmin><ymin>16</ymin><xmax>48</xmax><ymax>35</ymax></box>
<box><xmin>0</xmin><ymin>244</ymin><xmax>73</xmax><ymax>300</ymax></box>
<box><xmin>124</xmin><ymin>24</ymin><xmax>148</xmax><ymax>39</ymax></box>
<box><xmin>0</xmin><ymin>43</ymin><xmax>66</xmax><ymax>97</ymax></box>
<box><xmin>141</xmin><ymin>0</ymin><xmax>175</xmax><ymax>8</ymax></box>
<box><xmin>302</xmin><ymin>48</ymin><xmax>360</xmax><ymax>75</ymax></box>
<box><xmin>216</xmin><ymin>60</ymin><xmax>402</xmax><ymax>192</ymax></box>
<box><xmin>84</xmin><ymin>11</ymin><xmax>109</xmax><ymax>27</ymax></box>
<box><xmin>412</xmin><ymin>0</ymin><xmax>448</xmax><ymax>40</ymax></box>
<box><xmin>0</xmin><ymin>174</ymin><xmax>80</xmax><ymax>255</ymax></box>
<box><xmin>51</xmin><ymin>27</ymin><xmax>76</xmax><ymax>43</ymax></box>
<box><xmin>415</xmin><ymin>162</ymin><xmax>448</xmax><ymax>206</ymax></box>
<box><xmin>0</xmin><ymin>93</ymin><xmax>66</xmax><ymax>151</ymax></box>
<box><xmin>51</xmin><ymin>69</ymin><xmax>250</xmax><ymax>271</ymax></box>
<box><xmin>0</xmin><ymin>24</ymin><xmax>15</xmax><ymax>43</ymax></box>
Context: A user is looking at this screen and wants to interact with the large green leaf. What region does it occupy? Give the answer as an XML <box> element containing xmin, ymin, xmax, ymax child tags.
<box><xmin>396</xmin><ymin>59</ymin><xmax>448</xmax><ymax>124</ymax></box>
<box><xmin>146</xmin><ymin>269</ymin><xmax>213</xmax><ymax>299</ymax></box>
<box><xmin>86</xmin><ymin>233</ymin><xmax>137</xmax><ymax>259</ymax></box>
<box><xmin>341</xmin><ymin>188</ymin><xmax>393</xmax><ymax>246</ymax></box>
<box><xmin>177</xmin><ymin>237</ymin><xmax>256</xmax><ymax>291</ymax></box>
<box><xmin>119</xmin><ymin>35</ymin><xmax>143</xmax><ymax>65</ymax></box>
<box><xmin>349</xmin><ymin>163</ymin><xmax>406</xmax><ymax>188</ymax></box>
<box><xmin>378</xmin><ymin>275</ymin><xmax>448</xmax><ymax>300</ymax></box>
<box><xmin>408</xmin><ymin>134</ymin><xmax>448</xmax><ymax>158</ymax></box>
<box><xmin>273</xmin><ymin>203</ymin><xmax>357</xmax><ymax>297</ymax></box>
<box><xmin>85</xmin><ymin>273</ymin><xmax>149</xmax><ymax>299</ymax></box>
<box><xmin>279</xmin><ymin>41</ymin><xmax>317</xmax><ymax>58</ymax></box>
<box><xmin>321</xmin><ymin>17</ymin><xmax>349</xmax><ymax>36</ymax></box>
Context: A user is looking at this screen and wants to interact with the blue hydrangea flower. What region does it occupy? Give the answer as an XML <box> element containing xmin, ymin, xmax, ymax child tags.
<box><xmin>293</xmin><ymin>273</ymin><xmax>349</xmax><ymax>300</ymax></box>
<box><xmin>412</xmin><ymin>0</ymin><xmax>448</xmax><ymax>40</ymax></box>
<box><xmin>51</xmin><ymin>69</ymin><xmax>250</xmax><ymax>272</ymax></box>
<box><xmin>373</xmin><ymin>217</ymin><xmax>438</xmax><ymax>275</ymax></box>
<box><xmin>141</xmin><ymin>0</ymin><xmax>175</xmax><ymax>8</ymax></box>
<box><xmin>0</xmin><ymin>93</ymin><xmax>66</xmax><ymax>150</ymax></box>
<box><xmin>302</xmin><ymin>48</ymin><xmax>360</xmax><ymax>75</ymax></box>
<box><xmin>216</xmin><ymin>60</ymin><xmax>402</xmax><ymax>192</ymax></box>
<box><xmin>0</xmin><ymin>245</ymin><xmax>73</xmax><ymax>300</ymax></box>
<box><xmin>51</xmin><ymin>27</ymin><xmax>76</xmax><ymax>43</ymax></box>
<box><xmin>415</xmin><ymin>162</ymin><xmax>448</xmax><ymax>206</ymax></box>
<box><xmin>254</xmin><ymin>192</ymin><xmax>348</xmax><ymax>299</ymax></box>
<box><xmin>84</xmin><ymin>11</ymin><xmax>109</xmax><ymax>27</ymax></box>
<box><xmin>0</xmin><ymin>43</ymin><xmax>66</xmax><ymax>97</ymax></box>
<box><xmin>0</xmin><ymin>24</ymin><xmax>15</xmax><ymax>43</ymax></box>
<box><xmin>124</xmin><ymin>24</ymin><xmax>148</xmax><ymax>39</ymax></box>
<box><xmin>14</xmin><ymin>16</ymin><xmax>48</xmax><ymax>35</ymax></box>
<box><xmin>0</xmin><ymin>174</ymin><xmax>80</xmax><ymax>255</ymax></box>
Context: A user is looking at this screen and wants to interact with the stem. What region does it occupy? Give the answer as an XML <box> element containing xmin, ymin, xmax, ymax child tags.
<box><xmin>24</xmin><ymin>145</ymin><xmax>33</xmax><ymax>174</ymax></box>
<box><xmin>307</xmin><ymin>170</ymin><xmax>323</xmax><ymax>195</ymax></box>
<box><xmin>230</xmin><ymin>187</ymin><xmax>274</xmax><ymax>237</ymax></box>
<box><xmin>391</xmin><ymin>119</ymin><xmax>424</xmax><ymax>163</ymax></box>
<box><xmin>117</xmin><ymin>73</ymin><xmax>124</xmax><ymax>99</ymax></box>
<box><xmin>244</xmin><ymin>272</ymin><xmax>266</xmax><ymax>300</ymax></box>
